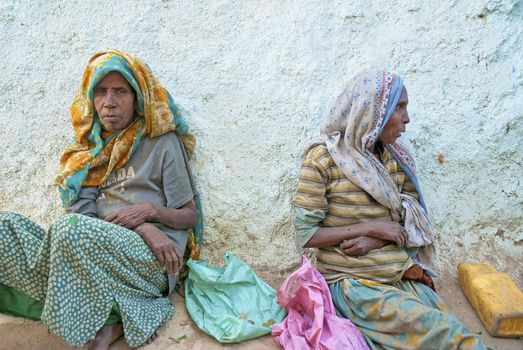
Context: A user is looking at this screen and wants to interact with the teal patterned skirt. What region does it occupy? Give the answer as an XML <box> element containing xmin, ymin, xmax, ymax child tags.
<box><xmin>330</xmin><ymin>277</ymin><xmax>488</xmax><ymax>349</ymax></box>
<box><xmin>0</xmin><ymin>212</ymin><xmax>174</xmax><ymax>347</ymax></box>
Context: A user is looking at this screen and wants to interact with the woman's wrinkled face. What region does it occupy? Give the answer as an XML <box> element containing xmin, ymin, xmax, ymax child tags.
<box><xmin>379</xmin><ymin>87</ymin><xmax>409</xmax><ymax>144</ymax></box>
<box><xmin>93</xmin><ymin>71</ymin><xmax>135</xmax><ymax>132</ymax></box>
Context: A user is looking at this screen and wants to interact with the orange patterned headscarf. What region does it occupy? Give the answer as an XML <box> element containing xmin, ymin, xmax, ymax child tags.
<box><xmin>55</xmin><ymin>49</ymin><xmax>195</xmax><ymax>206</ymax></box>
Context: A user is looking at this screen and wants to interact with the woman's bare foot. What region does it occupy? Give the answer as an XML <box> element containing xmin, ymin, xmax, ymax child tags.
<box><xmin>130</xmin><ymin>329</ymin><xmax>160</xmax><ymax>348</ymax></box>
<box><xmin>88</xmin><ymin>324</ymin><xmax>123</xmax><ymax>350</ymax></box>
<box><xmin>145</xmin><ymin>330</ymin><xmax>159</xmax><ymax>345</ymax></box>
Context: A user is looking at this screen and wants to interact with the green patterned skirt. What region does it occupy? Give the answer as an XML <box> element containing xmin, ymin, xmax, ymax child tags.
<box><xmin>330</xmin><ymin>277</ymin><xmax>488</xmax><ymax>349</ymax></box>
<box><xmin>0</xmin><ymin>211</ymin><xmax>174</xmax><ymax>347</ymax></box>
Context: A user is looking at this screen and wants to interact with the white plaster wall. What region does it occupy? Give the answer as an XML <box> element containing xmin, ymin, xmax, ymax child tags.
<box><xmin>1</xmin><ymin>0</ymin><xmax>522</xmax><ymax>282</ymax></box>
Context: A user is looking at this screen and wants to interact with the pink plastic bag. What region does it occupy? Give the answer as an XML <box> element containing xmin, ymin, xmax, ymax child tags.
<box><xmin>272</xmin><ymin>256</ymin><xmax>369</xmax><ymax>350</ymax></box>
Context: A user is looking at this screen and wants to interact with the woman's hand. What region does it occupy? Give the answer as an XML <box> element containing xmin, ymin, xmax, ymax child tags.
<box><xmin>340</xmin><ymin>236</ymin><xmax>387</xmax><ymax>256</ymax></box>
<box><xmin>135</xmin><ymin>223</ymin><xmax>180</xmax><ymax>274</ymax></box>
<box><xmin>105</xmin><ymin>203</ymin><xmax>156</xmax><ymax>229</ymax></box>
<box><xmin>304</xmin><ymin>221</ymin><xmax>407</xmax><ymax>249</ymax></box>
<box><xmin>360</xmin><ymin>221</ymin><xmax>407</xmax><ymax>247</ymax></box>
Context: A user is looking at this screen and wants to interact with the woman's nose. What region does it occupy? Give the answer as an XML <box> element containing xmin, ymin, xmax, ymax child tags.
<box><xmin>103</xmin><ymin>92</ymin><xmax>116</xmax><ymax>107</ymax></box>
<box><xmin>403</xmin><ymin>110</ymin><xmax>410</xmax><ymax>124</ymax></box>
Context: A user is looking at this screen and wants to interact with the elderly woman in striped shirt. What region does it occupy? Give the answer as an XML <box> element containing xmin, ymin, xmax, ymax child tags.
<box><xmin>292</xmin><ymin>69</ymin><xmax>487</xmax><ymax>349</ymax></box>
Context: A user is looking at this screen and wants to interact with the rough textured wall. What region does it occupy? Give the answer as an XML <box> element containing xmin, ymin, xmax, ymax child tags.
<box><xmin>1</xmin><ymin>0</ymin><xmax>521</xmax><ymax>282</ymax></box>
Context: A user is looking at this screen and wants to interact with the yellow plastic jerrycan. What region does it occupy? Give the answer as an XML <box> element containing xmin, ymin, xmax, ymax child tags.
<box><xmin>458</xmin><ymin>262</ymin><xmax>523</xmax><ymax>337</ymax></box>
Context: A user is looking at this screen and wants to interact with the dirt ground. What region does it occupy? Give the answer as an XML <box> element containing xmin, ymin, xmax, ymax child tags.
<box><xmin>1</xmin><ymin>273</ymin><xmax>521</xmax><ymax>350</ymax></box>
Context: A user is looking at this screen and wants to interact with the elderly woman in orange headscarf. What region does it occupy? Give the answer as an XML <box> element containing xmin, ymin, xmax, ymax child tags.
<box><xmin>0</xmin><ymin>49</ymin><xmax>203</xmax><ymax>349</ymax></box>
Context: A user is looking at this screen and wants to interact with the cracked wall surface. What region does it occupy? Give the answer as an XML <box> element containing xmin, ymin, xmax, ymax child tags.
<box><xmin>1</xmin><ymin>0</ymin><xmax>521</xmax><ymax>283</ymax></box>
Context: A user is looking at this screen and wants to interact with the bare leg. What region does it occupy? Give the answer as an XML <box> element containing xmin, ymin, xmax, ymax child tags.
<box><xmin>88</xmin><ymin>324</ymin><xmax>123</xmax><ymax>350</ymax></box>
<box><xmin>177</xmin><ymin>281</ymin><xmax>185</xmax><ymax>298</ymax></box>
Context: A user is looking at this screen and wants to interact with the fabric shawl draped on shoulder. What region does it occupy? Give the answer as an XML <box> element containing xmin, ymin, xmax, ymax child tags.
<box><xmin>54</xmin><ymin>48</ymin><xmax>203</xmax><ymax>259</ymax></box>
<box><xmin>301</xmin><ymin>68</ymin><xmax>436</xmax><ymax>272</ymax></box>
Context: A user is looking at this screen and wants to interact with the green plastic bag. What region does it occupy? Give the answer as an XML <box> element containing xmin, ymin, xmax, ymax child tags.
<box><xmin>184</xmin><ymin>251</ymin><xmax>287</xmax><ymax>343</ymax></box>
